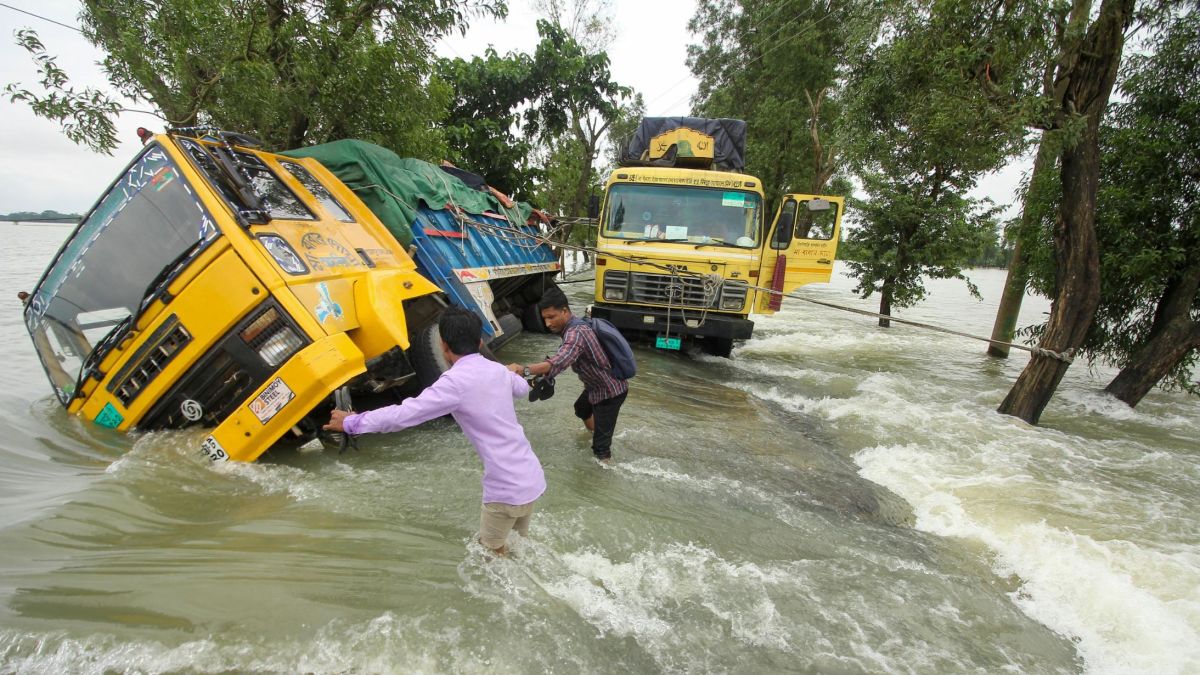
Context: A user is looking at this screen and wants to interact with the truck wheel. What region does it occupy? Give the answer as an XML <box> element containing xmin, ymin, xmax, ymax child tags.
<box><xmin>703</xmin><ymin>337</ymin><xmax>734</xmax><ymax>358</ymax></box>
<box><xmin>411</xmin><ymin>322</ymin><xmax>450</xmax><ymax>388</ymax></box>
<box><xmin>486</xmin><ymin>313</ymin><xmax>524</xmax><ymax>353</ymax></box>
<box><xmin>521</xmin><ymin>303</ymin><xmax>548</xmax><ymax>333</ymax></box>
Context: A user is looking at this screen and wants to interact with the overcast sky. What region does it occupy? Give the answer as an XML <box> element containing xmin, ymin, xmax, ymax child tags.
<box><xmin>0</xmin><ymin>0</ymin><xmax>1023</xmax><ymax>217</ymax></box>
<box><xmin>0</xmin><ymin>0</ymin><xmax>701</xmax><ymax>215</ymax></box>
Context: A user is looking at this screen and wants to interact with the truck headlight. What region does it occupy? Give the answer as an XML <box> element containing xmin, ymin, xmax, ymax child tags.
<box><xmin>603</xmin><ymin>271</ymin><xmax>629</xmax><ymax>302</ymax></box>
<box><xmin>241</xmin><ymin>307</ymin><xmax>306</xmax><ymax>366</ymax></box>
<box><xmin>256</xmin><ymin>327</ymin><xmax>305</xmax><ymax>366</ymax></box>
<box><xmin>721</xmin><ymin>295</ymin><xmax>744</xmax><ymax>310</ymax></box>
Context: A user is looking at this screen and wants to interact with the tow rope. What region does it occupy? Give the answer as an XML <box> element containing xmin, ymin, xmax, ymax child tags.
<box><xmin>382</xmin><ymin>208</ymin><xmax>1075</xmax><ymax>365</ymax></box>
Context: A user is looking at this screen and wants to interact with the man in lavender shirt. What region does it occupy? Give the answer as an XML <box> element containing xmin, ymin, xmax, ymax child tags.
<box><xmin>324</xmin><ymin>307</ymin><xmax>546</xmax><ymax>555</ymax></box>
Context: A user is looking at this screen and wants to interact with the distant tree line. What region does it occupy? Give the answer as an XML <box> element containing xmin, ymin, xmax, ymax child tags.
<box><xmin>1</xmin><ymin>210</ymin><xmax>81</xmax><ymax>222</ymax></box>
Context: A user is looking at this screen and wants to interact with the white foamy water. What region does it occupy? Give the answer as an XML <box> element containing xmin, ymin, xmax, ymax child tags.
<box><xmin>755</xmin><ymin>269</ymin><xmax>1200</xmax><ymax>675</ymax></box>
<box><xmin>1</xmin><ymin>223</ymin><xmax>1195</xmax><ymax>674</ymax></box>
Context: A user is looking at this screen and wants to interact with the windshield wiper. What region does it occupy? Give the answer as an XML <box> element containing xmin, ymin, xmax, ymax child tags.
<box><xmin>625</xmin><ymin>238</ymin><xmax>690</xmax><ymax>245</ymax></box>
<box><xmin>694</xmin><ymin>240</ymin><xmax>754</xmax><ymax>249</ymax></box>
<box><xmin>71</xmin><ymin>314</ymin><xmax>133</xmax><ymax>400</ymax></box>
<box><xmin>138</xmin><ymin>238</ymin><xmax>206</xmax><ymax>313</ymax></box>
<box><xmin>197</xmin><ymin>143</ymin><xmax>271</xmax><ymax>226</ymax></box>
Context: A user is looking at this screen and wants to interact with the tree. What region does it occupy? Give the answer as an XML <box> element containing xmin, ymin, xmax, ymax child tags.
<box><xmin>1019</xmin><ymin>8</ymin><xmax>1200</xmax><ymax>406</ymax></box>
<box><xmin>525</xmin><ymin>19</ymin><xmax>630</xmax><ymax>219</ymax></box>
<box><xmin>688</xmin><ymin>0</ymin><xmax>846</xmax><ymax>204</ymax></box>
<box><xmin>1096</xmin><ymin>8</ymin><xmax>1200</xmax><ymax>404</ymax></box>
<box><xmin>839</xmin><ymin>0</ymin><xmax>1045</xmax><ymax>326</ymax></box>
<box><xmin>985</xmin><ymin>0</ymin><xmax>1097</xmax><ymax>359</ymax></box>
<box><xmin>844</xmin><ymin>172</ymin><xmax>1000</xmax><ymax>325</ymax></box>
<box><xmin>997</xmin><ymin>0</ymin><xmax>1138</xmax><ymax>423</ymax></box>
<box><xmin>435</xmin><ymin>48</ymin><xmax>542</xmax><ymax>199</ymax></box>
<box><xmin>8</xmin><ymin>0</ymin><xmax>504</xmax><ymax>156</ymax></box>
<box><xmin>433</xmin><ymin>17</ymin><xmax>631</xmax><ymax>212</ymax></box>
<box><xmin>986</xmin><ymin>139</ymin><xmax>1057</xmax><ymax>357</ymax></box>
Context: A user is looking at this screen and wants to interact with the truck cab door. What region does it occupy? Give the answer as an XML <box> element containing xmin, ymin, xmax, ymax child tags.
<box><xmin>761</xmin><ymin>194</ymin><xmax>843</xmax><ymax>303</ymax></box>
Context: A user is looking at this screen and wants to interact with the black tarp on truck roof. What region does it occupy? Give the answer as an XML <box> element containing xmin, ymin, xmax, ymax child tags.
<box><xmin>620</xmin><ymin>117</ymin><xmax>747</xmax><ymax>172</ymax></box>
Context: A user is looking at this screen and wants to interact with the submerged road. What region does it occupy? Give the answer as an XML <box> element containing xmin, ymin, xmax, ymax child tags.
<box><xmin>0</xmin><ymin>222</ymin><xmax>1196</xmax><ymax>673</ymax></box>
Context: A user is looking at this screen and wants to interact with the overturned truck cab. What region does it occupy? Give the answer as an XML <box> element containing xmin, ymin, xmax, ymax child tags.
<box><xmin>21</xmin><ymin>129</ymin><xmax>553</xmax><ymax>462</ymax></box>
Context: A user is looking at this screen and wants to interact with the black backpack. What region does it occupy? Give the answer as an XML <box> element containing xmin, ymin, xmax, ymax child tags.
<box><xmin>571</xmin><ymin>316</ymin><xmax>636</xmax><ymax>380</ymax></box>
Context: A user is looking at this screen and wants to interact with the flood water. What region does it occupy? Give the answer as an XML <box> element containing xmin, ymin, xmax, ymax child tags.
<box><xmin>0</xmin><ymin>221</ymin><xmax>1196</xmax><ymax>674</ymax></box>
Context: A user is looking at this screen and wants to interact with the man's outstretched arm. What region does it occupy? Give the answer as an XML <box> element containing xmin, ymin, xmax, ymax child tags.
<box><xmin>325</xmin><ymin>376</ymin><xmax>461</xmax><ymax>434</ymax></box>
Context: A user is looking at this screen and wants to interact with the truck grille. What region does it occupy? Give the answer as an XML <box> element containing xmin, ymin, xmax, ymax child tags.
<box><xmin>606</xmin><ymin>271</ymin><xmax>747</xmax><ymax>310</ymax></box>
<box><xmin>136</xmin><ymin>301</ymin><xmax>308</xmax><ymax>430</ymax></box>
<box><xmin>108</xmin><ymin>314</ymin><xmax>191</xmax><ymax>406</ymax></box>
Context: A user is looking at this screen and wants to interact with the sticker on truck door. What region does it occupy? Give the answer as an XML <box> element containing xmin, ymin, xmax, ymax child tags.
<box><xmin>249</xmin><ymin>377</ymin><xmax>295</xmax><ymax>424</ymax></box>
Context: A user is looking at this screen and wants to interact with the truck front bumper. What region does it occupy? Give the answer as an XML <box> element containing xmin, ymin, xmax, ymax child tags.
<box><xmin>203</xmin><ymin>332</ymin><xmax>366</xmax><ymax>462</ymax></box>
<box><xmin>591</xmin><ymin>304</ymin><xmax>754</xmax><ymax>340</ymax></box>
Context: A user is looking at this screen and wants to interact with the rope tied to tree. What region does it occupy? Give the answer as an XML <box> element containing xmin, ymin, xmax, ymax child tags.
<box><xmin>1029</xmin><ymin>346</ymin><xmax>1076</xmax><ymax>363</ymax></box>
<box><xmin>338</xmin><ymin>205</ymin><xmax>1073</xmax><ymax>364</ymax></box>
<box><xmin>775</xmin><ymin>293</ymin><xmax>1076</xmax><ymax>363</ymax></box>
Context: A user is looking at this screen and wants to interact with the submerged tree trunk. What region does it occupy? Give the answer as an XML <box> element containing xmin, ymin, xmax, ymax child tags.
<box><xmin>1105</xmin><ymin>263</ymin><xmax>1200</xmax><ymax>406</ymax></box>
<box><xmin>988</xmin><ymin>241</ymin><xmax>1027</xmax><ymax>357</ymax></box>
<box><xmin>997</xmin><ymin>0</ymin><xmax>1134</xmax><ymax>424</ymax></box>
<box><xmin>878</xmin><ymin>279</ymin><xmax>894</xmax><ymax>328</ymax></box>
<box><xmin>988</xmin><ymin>138</ymin><xmax>1056</xmax><ymax>357</ymax></box>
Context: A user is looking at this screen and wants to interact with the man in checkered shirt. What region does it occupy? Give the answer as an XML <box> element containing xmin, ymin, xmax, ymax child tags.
<box><xmin>508</xmin><ymin>287</ymin><xmax>629</xmax><ymax>462</ymax></box>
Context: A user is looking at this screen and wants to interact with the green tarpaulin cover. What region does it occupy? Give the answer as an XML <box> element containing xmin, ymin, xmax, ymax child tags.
<box><xmin>283</xmin><ymin>140</ymin><xmax>532</xmax><ymax>247</ymax></box>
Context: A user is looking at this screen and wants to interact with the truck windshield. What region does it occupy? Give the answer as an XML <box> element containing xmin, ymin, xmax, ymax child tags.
<box><xmin>24</xmin><ymin>144</ymin><xmax>219</xmax><ymax>405</ymax></box>
<box><xmin>603</xmin><ymin>184</ymin><xmax>762</xmax><ymax>247</ymax></box>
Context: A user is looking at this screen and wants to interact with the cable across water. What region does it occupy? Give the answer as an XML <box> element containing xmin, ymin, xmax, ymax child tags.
<box><xmin>377</xmin><ymin>206</ymin><xmax>1074</xmax><ymax>364</ymax></box>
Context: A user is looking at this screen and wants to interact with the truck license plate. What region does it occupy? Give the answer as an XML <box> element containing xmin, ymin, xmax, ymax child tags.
<box><xmin>656</xmin><ymin>336</ymin><xmax>682</xmax><ymax>350</ymax></box>
<box><xmin>201</xmin><ymin>435</ymin><xmax>228</xmax><ymax>462</ymax></box>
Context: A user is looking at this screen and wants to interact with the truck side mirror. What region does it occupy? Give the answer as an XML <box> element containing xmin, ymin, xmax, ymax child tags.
<box><xmin>587</xmin><ymin>195</ymin><xmax>601</xmax><ymax>220</ymax></box>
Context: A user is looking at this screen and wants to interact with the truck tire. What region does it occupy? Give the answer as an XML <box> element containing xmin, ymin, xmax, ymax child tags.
<box><xmin>522</xmin><ymin>303</ymin><xmax>549</xmax><ymax>333</ymax></box>
<box><xmin>411</xmin><ymin>322</ymin><xmax>450</xmax><ymax>388</ymax></box>
<box><xmin>412</xmin><ymin>317</ymin><xmax>504</xmax><ymax>385</ymax></box>
<box><xmin>486</xmin><ymin>312</ymin><xmax>524</xmax><ymax>353</ymax></box>
<box><xmin>703</xmin><ymin>337</ymin><xmax>734</xmax><ymax>358</ymax></box>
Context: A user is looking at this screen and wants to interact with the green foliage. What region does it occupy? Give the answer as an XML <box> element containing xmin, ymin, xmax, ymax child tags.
<box><xmin>436</xmin><ymin>19</ymin><xmax>631</xmax><ymax>212</ymax></box>
<box><xmin>602</xmin><ymin>94</ymin><xmax>647</xmax><ymax>170</ymax></box>
<box><xmin>967</xmin><ymin>231</ymin><xmax>1015</xmax><ymax>268</ymax></box>
<box><xmin>838</xmin><ymin>0</ymin><xmax>1053</xmax><ymax>312</ymax></box>
<box><xmin>5</xmin><ymin>30</ymin><xmax>122</xmax><ymax>154</ymax></box>
<box><xmin>688</xmin><ymin>0</ymin><xmax>847</xmax><ymax>198</ymax></box>
<box><xmin>524</xmin><ymin>19</ymin><xmax>627</xmax><ymax>142</ymax></box>
<box><xmin>9</xmin><ymin>1</ymin><xmax>505</xmax><ymax>156</ymax></box>
<box><xmin>526</xmin><ymin>20</ymin><xmax>630</xmax><ymax>217</ymax></box>
<box><xmin>1021</xmin><ymin>7</ymin><xmax>1200</xmax><ymax>395</ymax></box>
<box><xmin>845</xmin><ymin>171</ymin><xmax>1000</xmax><ymax>305</ymax></box>
<box><xmin>435</xmin><ymin>48</ymin><xmax>541</xmax><ymax>199</ymax></box>
<box><xmin>536</xmin><ymin>136</ymin><xmax>588</xmax><ymax>216</ymax></box>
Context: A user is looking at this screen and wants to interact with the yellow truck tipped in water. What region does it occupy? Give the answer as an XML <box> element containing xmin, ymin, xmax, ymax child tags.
<box><xmin>22</xmin><ymin>129</ymin><xmax>508</xmax><ymax>462</ymax></box>
<box><xmin>590</xmin><ymin>118</ymin><xmax>843</xmax><ymax>356</ymax></box>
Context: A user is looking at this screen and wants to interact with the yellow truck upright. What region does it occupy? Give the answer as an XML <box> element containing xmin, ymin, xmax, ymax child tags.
<box><xmin>590</xmin><ymin>117</ymin><xmax>844</xmax><ymax>356</ymax></box>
